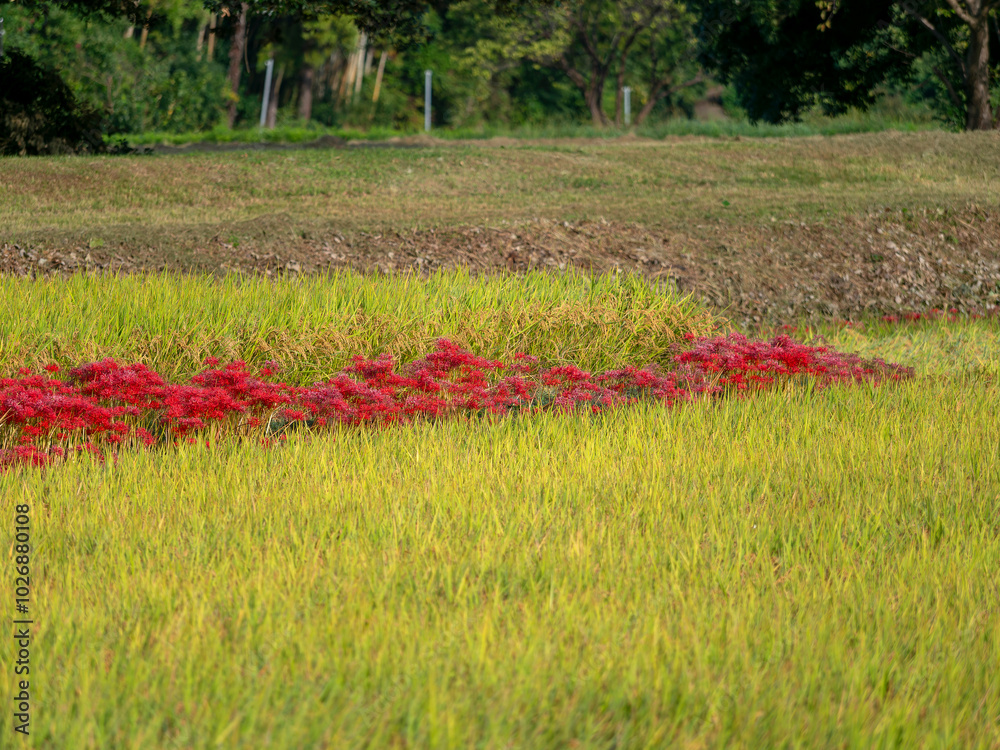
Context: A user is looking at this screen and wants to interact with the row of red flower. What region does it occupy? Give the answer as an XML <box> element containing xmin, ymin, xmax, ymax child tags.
<box><xmin>0</xmin><ymin>334</ymin><xmax>913</xmax><ymax>470</ymax></box>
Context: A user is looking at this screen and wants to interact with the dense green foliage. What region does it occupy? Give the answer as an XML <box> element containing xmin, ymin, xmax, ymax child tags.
<box><xmin>3</xmin><ymin>3</ymin><xmax>230</xmax><ymax>134</ymax></box>
<box><xmin>696</xmin><ymin>0</ymin><xmax>1000</xmax><ymax>130</ymax></box>
<box><xmin>696</xmin><ymin>0</ymin><xmax>907</xmax><ymax>123</ymax></box>
<box><xmin>0</xmin><ymin>0</ymin><xmax>989</xmax><ymax>150</ymax></box>
<box><xmin>0</xmin><ymin>48</ymin><xmax>105</xmax><ymax>154</ymax></box>
<box><xmin>0</xmin><ymin>0</ymin><xmax>594</xmax><ymax>135</ymax></box>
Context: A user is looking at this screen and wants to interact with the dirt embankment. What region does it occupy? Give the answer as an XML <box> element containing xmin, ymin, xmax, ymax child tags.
<box><xmin>3</xmin><ymin>208</ymin><xmax>998</xmax><ymax>325</ymax></box>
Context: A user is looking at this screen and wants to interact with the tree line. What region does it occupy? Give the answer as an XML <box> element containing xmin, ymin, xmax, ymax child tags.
<box><xmin>1</xmin><ymin>0</ymin><xmax>999</xmax><ymax>154</ymax></box>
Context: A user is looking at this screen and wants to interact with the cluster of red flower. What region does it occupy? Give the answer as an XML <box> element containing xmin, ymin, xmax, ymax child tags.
<box><xmin>0</xmin><ymin>335</ymin><xmax>912</xmax><ymax>471</ymax></box>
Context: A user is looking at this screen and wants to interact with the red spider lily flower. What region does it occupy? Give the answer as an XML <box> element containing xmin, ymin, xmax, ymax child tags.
<box><xmin>0</xmin><ymin>337</ymin><xmax>913</xmax><ymax>473</ymax></box>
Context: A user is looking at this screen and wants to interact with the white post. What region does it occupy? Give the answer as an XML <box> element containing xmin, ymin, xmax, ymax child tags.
<box><xmin>424</xmin><ymin>69</ymin><xmax>432</xmax><ymax>132</ymax></box>
<box><xmin>0</xmin><ymin>18</ymin><xmax>5</xmax><ymax>58</ymax></box>
<box><xmin>624</xmin><ymin>86</ymin><xmax>631</xmax><ymax>127</ymax></box>
<box><xmin>260</xmin><ymin>57</ymin><xmax>274</xmax><ymax>129</ymax></box>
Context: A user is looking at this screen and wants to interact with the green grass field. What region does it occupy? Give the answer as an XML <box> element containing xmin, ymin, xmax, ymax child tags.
<box><xmin>3</xmin><ymin>131</ymin><xmax>998</xmax><ymax>247</ymax></box>
<box><xmin>1</xmin><ymin>270</ymin><xmax>999</xmax><ymax>749</ymax></box>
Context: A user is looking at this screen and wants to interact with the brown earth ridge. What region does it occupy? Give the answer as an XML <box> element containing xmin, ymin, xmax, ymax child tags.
<box><xmin>3</xmin><ymin>207</ymin><xmax>998</xmax><ymax>326</ymax></box>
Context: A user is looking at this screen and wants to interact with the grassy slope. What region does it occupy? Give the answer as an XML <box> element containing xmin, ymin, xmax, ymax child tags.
<box><xmin>2</xmin><ymin>132</ymin><xmax>998</xmax><ymax>247</ymax></box>
<box><xmin>1</xmin><ymin>371</ymin><xmax>998</xmax><ymax>749</ymax></box>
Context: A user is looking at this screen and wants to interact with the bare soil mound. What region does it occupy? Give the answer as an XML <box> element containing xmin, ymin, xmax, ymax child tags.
<box><xmin>3</xmin><ymin>209</ymin><xmax>997</xmax><ymax>325</ymax></box>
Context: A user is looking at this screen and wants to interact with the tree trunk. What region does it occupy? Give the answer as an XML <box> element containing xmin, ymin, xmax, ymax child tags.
<box><xmin>586</xmin><ymin>65</ymin><xmax>613</xmax><ymax>127</ymax></box>
<box><xmin>195</xmin><ymin>18</ymin><xmax>207</xmax><ymax>61</ymax></box>
<box><xmin>225</xmin><ymin>4</ymin><xmax>248</xmax><ymax>128</ymax></box>
<box><xmin>549</xmin><ymin>53</ymin><xmax>610</xmax><ymax>127</ymax></box>
<box><xmin>345</xmin><ymin>46</ymin><xmax>359</xmax><ymax>101</ymax></box>
<box><xmin>206</xmin><ymin>15</ymin><xmax>217</xmax><ymax>61</ymax></box>
<box><xmin>372</xmin><ymin>50</ymin><xmax>388</xmax><ymax>103</ymax></box>
<box><xmin>266</xmin><ymin>63</ymin><xmax>285</xmax><ymax>128</ymax></box>
<box><xmin>635</xmin><ymin>96</ymin><xmax>658</xmax><ymax>126</ymax></box>
<box><xmin>582</xmin><ymin>62</ymin><xmax>610</xmax><ymax>127</ymax></box>
<box><xmin>635</xmin><ymin>72</ymin><xmax>705</xmax><ymax>126</ymax></box>
<box><xmin>138</xmin><ymin>9</ymin><xmax>153</xmax><ymax>51</ymax></box>
<box><xmin>298</xmin><ymin>64</ymin><xmax>315</xmax><ymax>122</ymax></box>
<box><xmin>964</xmin><ymin>13</ymin><xmax>993</xmax><ymax>130</ymax></box>
<box><xmin>586</xmin><ymin>85</ymin><xmax>608</xmax><ymax>127</ymax></box>
<box><xmin>353</xmin><ymin>32</ymin><xmax>368</xmax><ymax>100</ymax></box>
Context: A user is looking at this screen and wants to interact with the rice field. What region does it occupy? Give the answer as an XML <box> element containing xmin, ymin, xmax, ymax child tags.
<box><xmin>1</xmin><ymin>270</ymin><xmax>999</xmax><ymax>748</ymax></box>
<box><xmin>0</xmin><ymin>269</ymin><xmax>715</xmax><ymax>382</ymax></box>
